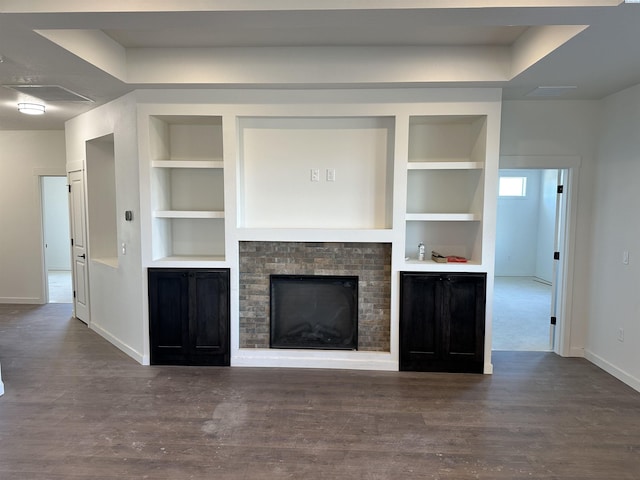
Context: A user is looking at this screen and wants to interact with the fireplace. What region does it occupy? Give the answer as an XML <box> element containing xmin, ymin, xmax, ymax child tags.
<box><xmin>239</xmin><ymin>241</ymin><xmax>391</xmax><ymax>352</ymax></box>
<box><xmin>270</xmin><ymin>275</ymin><xmax>358</xmax><ymax>350</ymax></box>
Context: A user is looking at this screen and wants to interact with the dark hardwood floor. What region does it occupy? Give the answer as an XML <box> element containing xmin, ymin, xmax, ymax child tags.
<box><xmin>1</xmin><ymin>303</ymin><xmax>639</xmax><ymax>479</ymax></box>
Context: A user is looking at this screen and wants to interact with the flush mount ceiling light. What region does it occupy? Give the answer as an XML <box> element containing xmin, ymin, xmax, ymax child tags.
<box><xmin>17</xmin><ymin>103</ymin><xmax>46</xmax><ymax>115</ymax></box>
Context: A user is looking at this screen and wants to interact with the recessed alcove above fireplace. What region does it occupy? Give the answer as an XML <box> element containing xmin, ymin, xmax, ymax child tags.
<box><xmin>239</xmin><ymin>242</ymin><xmax>391</xmax><ymax>352</ymax></box>
<box><xmin>237</xmin><ymin>116</ymin><xmax>394</xmax><ymax>230</ymax></box>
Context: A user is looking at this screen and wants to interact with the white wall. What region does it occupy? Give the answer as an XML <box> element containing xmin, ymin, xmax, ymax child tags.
<box><xmin>42</xmin><ymin>176</ymin><xmax>71</xmax><ymax>271</ymax></box>
<box><xmin>500</xmin><ymin>100</ymin><xmax>600</xmax><ymax>357</ymax></box>
<box><xmin>65</xmin><ymin>93</ymin><xmax>145</xmax><ymax>363</ymax></box>
<box><xmin>0</xmin><ymin>131</ymin><xmax>66</xmax><ymax>303</ymax></box>
<box><xmin>585</xmin><ymin>83</ymin><xmax>640</xmax><ymax>391</ymax></box>
<box><xmin>495</xmin><ymin>169</ymin><xmax>541</xmax><ymax>276</ymax></box>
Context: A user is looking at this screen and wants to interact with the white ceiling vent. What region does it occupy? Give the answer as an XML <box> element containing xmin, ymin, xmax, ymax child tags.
<box><xmin>526</xmin><ymin>86</ymin><xmax>577</xmax><ymax>98</ymax></box>
<box><xmin>4</xmin><ymin>85</ymin><xmax>93</xmax><ymax>102</ymax></box>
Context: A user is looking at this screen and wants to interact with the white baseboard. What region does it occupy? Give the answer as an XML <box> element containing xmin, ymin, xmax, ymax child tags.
<box><xmin>89</xmin><ymin>323</ymin><xmax>145</xmax><ymax>365</ymax></box>
<box><xmin>569</xmin><ymin>346</ymin><xmax>585</xmax><ymax>357</ymax></box>
<box><xmin>584</xmin><ymin>350</ymin><xmax>640</xmax><ymax>393</ymax></box>
<box><xmin>0</xmin><ymin>297</ymin><xmax>43</xmax><ymax>304</ymax></box>
<box><xmin>0</xmin><ymin>363</ymin><xmax>4</xmax><ymax>396</ymax></box>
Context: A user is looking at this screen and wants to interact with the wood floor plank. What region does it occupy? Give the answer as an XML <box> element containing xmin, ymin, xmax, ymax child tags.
<box><xmin>1</xmin><ymin>304</ymin><xmax>640</xmax><ymax>479</ymax></box>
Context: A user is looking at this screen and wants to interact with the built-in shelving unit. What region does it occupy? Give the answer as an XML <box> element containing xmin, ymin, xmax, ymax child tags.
<box><xmin>404</xmin><ymin>115</ymin><xmax>487</xmax><ymax>266</ymax></box>
<box><xmin>148</xmin><ymin>115</ymin><xmax>226</xmax><ymax>262</ymax></box>
<box><xmin>135</xmin><ymin>92</ymin><xmax>500</xmax><ymax>373</ymax></box>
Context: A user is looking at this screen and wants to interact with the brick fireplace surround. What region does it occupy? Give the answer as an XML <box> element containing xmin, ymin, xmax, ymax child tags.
<box><xmin>239</xmin><ymin>242</ymin><xmax>391</xmax><ymax>351</ymax></box>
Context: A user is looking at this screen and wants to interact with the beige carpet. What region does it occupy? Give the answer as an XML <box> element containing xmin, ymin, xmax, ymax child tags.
<box><xmin>47</xmin><ymin>270</ymin><xmax>72</xmax><ymax>303</ymax></box>
<box><xmin>492</xmin><ymin>276</ymin><xmax>552</xmax><ymax>351</ymax></box>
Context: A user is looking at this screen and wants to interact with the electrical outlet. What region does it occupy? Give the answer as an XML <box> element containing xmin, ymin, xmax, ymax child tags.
<box><xmin>310</xmin><ymin>168</ymin><xmax>320</xmax><ymax>182</ymax></box>
<box><xmin>618</xmin><ymin>328</ymin><xmax>624</xmax><ymax>342</ymax></box>
<box><xmin>327</xmin><ymin>168</ymin><xmax>336</xmax><ymax>182</ymax></box>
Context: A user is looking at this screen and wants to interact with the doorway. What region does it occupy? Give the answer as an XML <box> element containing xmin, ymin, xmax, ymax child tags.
<box><xmin>493</xmin><ymin>168</ymin><xmax>565</xmax><ymax>351</ymax></box>
<box><xmin>41</xmin><ymin>176</ymin><xmax>72</xmax><ymax>303</ymax></box>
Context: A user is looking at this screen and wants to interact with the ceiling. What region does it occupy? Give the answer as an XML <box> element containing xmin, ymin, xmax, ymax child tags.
<box><xmin>1</xmin><ymin>0</ymin><xmax>640</xmax><ymax>130</ymax></box>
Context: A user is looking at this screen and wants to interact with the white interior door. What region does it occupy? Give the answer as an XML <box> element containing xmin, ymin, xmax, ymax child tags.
<box><xmin>549</xmin><ymin>169</ymin><xmax>568</xmax><ymax>350</ymax></box>
<box><xmin>69</xmin><ymin>170</ymin><xmax>90</xmax><ymax>323</ymax></box>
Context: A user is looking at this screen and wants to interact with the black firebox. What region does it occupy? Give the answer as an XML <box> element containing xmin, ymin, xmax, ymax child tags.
<box><xmin>270</xmin><ymin>275</ymin><xmax>358</xmax><ymax>350</ymax></box>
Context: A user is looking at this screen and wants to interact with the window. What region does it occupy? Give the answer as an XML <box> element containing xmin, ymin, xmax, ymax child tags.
<box><xmin>499</xmin><ymin>176</ymin><xmax>527</xmax><ymax>197</ymax></box>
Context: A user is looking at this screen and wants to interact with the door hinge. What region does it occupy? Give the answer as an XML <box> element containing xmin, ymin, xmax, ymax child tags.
<box><xmin>557</xmin><ymin>185</ymin><xmax>564</xmax><ymax>194</ymax></box>
<box><xmin>550</xmin><ymin>316</ymin><xmax>557</xmax><ymax>325</ymax></box>
<box><xmin>68</xmin><ymin>184</ymin><xmax>71</xmax><ymax>193</ymax></box>
<box><xmin>71</xmin><ymin>238</ymin><xmax>74</xmax><ymax>246</ymax></box>
<box><xmin>554</xmin><ymin>251</ymin><xmax>560</xmax><ymax>260</ymax></box>
<box><xmin>73</xmin><ymin>290</ymin><xmax>76</xmax><ymax>298</ymax></box>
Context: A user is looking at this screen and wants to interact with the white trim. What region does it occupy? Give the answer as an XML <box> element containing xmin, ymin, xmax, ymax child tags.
<box><xmin>67</xmin><ymin>160</ymin><xmax>84</xmax><ymax>172</ymax></box>
<box><xmin>584</xmin><ymin>350</ymin><xmax>640</xmax><ymax>393</ymax></box>
<box><xmin>500</xmin><ymin>155</ymin><xmax>581</xmax><ymax>169</ymax></box>
<box><xmin>570</xmin><ymin>346</ymin><xmax>585</xmax><ymax>357</ymax></box>
<box><xmin>90</xmin><ymin>322</ymin><xmax>145</xmax><ymax>364</ymax></box>
<box><xmin>0</xmin><ymin>363</ymin><xmax>4</xmax><ymax>396</ymax></box>
<box><xmin>0</xmin><ymin>296</ymin><xmax>43</xmax><ymax>304</ymax></box>
<box><xmin>496</xmin><ymin>156</ymin><xmax>581</xmax><ymax>358</ymax></box>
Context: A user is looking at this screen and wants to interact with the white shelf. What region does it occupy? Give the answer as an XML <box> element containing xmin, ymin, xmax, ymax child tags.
<box><xmin>153</xmin><ymin>210</ymin><xmax>225</xmax><ymax>219</ymax></box>
<box><xmin>152</xmin><ymin>160</ymin><xmax>223</xmax><ymax>168</ymax></box>
<box><xmin>401</xmin><ymin>259</ymin><xmax>485</xmax><ymax>272</ymax></box>
<box><xmin>406</xmin><ymin>213</ymin><xmax>481</xmax><ymax>222</ymax></box>
<box><xmin>407</xmin><ymin>161</ymin><xmax>484</xmax><ymax>170</ymax></box>
<box><xmin>153</xmin><ymin>254</ymin><xmax>226</xmax><ymax>263</ymax></box>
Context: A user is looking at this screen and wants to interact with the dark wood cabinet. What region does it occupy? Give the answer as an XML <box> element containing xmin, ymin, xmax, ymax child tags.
<box><xmin>148</xmin><ymin>268</ymin><xmax>230</xmax><ymax>366</ymax></box>
<box><xmin>400</xmin><ymin>272</ymin><xmax>485</xmax><ymax>373</ymax></box>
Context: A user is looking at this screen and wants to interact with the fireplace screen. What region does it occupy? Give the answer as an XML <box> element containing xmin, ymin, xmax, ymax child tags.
<box><xmin>270</xmin><ymin>275</ymin><xmax>358</xmax><ymax>350</ymax></box>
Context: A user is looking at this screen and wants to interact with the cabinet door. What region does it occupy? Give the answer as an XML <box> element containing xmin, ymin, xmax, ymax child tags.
<box><xmin>399</xmin><ymin>273</ymin><xmax>443</xmax><ymax>371</ymax></box>
<box><xmin>149</xmin><ymin>268</ymin><xmax>230</xmax><ymax>366</ymax></box>
<box><xmin>400</xmin><ymin>272</ymin><xmax>485</xmax><ymax>373</ymax></box>
<box><xmin>189</xmin><ymin>270</ymin><xmax>230</xmax><ymax>366</ymax></box>
<box><xmin>149</xmin><ymin>269</ymin><xmax>189</xmax><ymax>365</ymax></box>
<box><xmin>441</xmin><ymin>273</ymin><xmax>485</xmax><ymax>372</ymax></box>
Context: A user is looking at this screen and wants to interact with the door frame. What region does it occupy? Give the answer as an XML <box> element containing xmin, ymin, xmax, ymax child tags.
<box><xmin>34</xmin><ymin>168</ymin><xmax>67</xmax><ymax>304</ymax></box>
<box><xmin>498</xmin><ymin>155</ymin><xmax>580</xmax><ymax>357</ymax></box>
<box><xmin>39</xmin><ymin>175</ymin><xmax>72</xmax><ymax>303</ymax></box>
<box><xmin>68</xmin><ymin>168</ymin><xmax>91</xmax><ymax>324</ymax></box>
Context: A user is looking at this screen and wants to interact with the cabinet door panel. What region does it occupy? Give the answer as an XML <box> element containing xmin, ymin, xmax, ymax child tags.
<box><xmin>445</xmin><ymin>276</ymin><xmax>483</xmax><ymax>356</ymax></box>
<box><xmin>149</xmin><ymin>270</ymin><xmax>189</xmax><ymax>364</ymax></box>
<box><xmin>191</xmin><ymin>271</ymin><xmax>229</xmax><ymax>354</ymax></box>
<box><xmin>400</xmin><ymin>273</ymin><xmax>441</xmax><ymax>370</ymax></box>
